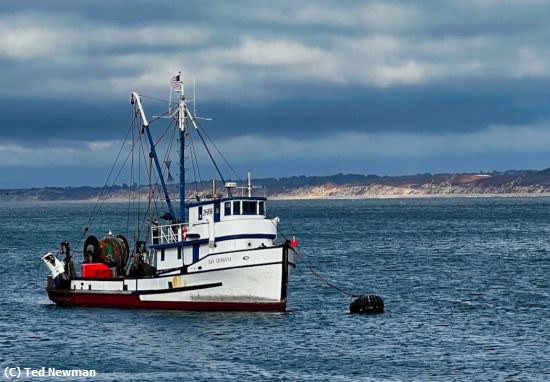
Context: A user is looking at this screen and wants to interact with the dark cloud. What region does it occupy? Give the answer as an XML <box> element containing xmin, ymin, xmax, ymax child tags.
<box><xmin>2</xmin><ymin>98</ymin><xmax>127</xmax><ymax>142</ymax></box>
<box><xmin>4</xmin><ymin>77</ymin><xmax>550</xmax><ymax>145</ymax></box>
<box><xmin>2</xmin><ymin>1</ymin><xmax>550</xmax><ymax>186</ymax></box>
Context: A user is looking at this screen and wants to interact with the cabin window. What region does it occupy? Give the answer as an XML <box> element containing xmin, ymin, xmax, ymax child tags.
<box><xmin>224</xmin><ymin>202</ymin><xmax>231</xmax><ymax>216</ymax></box>
<box><xmin>259</xmin><ymin>201</ymin><xmax>265</xmax><ymax>215</ymax></box>
<box><xmin>177</xmin><ymin>247</ymin><xmax>182</xmax><ymax>259</ymax></box>
<box><xmin>161</xmin><ymin>249</ymin><xmax>165</xmax><ymax>261</ymax></box>
<box><xmin>198</xmin><ymin>206</ymin><xmax>203</xmax><ymax>220</ymax></box>
<box><xmin>233</xmin><ymin>201</ymin><xmax>241</xmax><ymax>215</ymax></box>
<box><xmin>243</xmin><ymin>201</ymin><xmax>257</xmax><ymax>215</ymax></box>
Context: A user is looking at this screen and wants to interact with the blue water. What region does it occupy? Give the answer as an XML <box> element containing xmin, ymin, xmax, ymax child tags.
<box><xmin>0</xmin><ymin>198</ymin><xmax>549</xmax><ymax>381</ymax></box>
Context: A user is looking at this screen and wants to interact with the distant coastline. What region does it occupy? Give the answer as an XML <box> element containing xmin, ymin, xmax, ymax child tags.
<box><xmin>3</xmin><ymin>193</ymin><xmax>550</xmax><ymax>204</ymax></box>
<box><xmin>270</xmin><ymin>192</ymin><xmax>550</xmax><ymax>200</ymax></box>
<box><xmin>3</xmin><ymin>169</ymin><xmax>550</xmax><ymax>202</ymax></box>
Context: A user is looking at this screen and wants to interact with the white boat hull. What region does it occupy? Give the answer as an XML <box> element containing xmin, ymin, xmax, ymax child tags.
<box><xmin>47</xmin><ymin>245</ymin><xmax>295</xmax><ymax>311</ymax></box>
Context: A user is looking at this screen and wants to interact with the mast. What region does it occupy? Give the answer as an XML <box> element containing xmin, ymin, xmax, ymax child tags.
<box><xmin>177</xmin><ymin>72</ymin><xmax>186</xmax><ymax>223</ymax></box>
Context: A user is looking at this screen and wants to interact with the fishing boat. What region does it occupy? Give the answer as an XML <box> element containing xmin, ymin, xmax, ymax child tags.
<box><xmin>41</xmin><ymin>73</ymin><xmax>296</xmax><ymax>311</ymax></box>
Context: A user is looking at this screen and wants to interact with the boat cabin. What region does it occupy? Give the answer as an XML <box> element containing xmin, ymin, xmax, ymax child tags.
<box><xmin>149</xmin><ymin>195</ymin><xmax>278</xmax><ymax>273</ymax></box>
<box><xmin>188</xmin><ymin>197</ymin><xmax>267</xmax><ymax>223</ymax></box>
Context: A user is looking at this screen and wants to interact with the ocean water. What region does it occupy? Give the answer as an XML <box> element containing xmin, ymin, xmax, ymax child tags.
<box><xmin>0</xmin><ymin>198</ymin><xmax>548</xmax><ymax>381</ymax></box>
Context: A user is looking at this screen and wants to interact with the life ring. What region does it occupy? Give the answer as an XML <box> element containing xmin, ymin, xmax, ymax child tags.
<box><xmin>181</xmin><ymin>226</ymin><xmax>188</xmax><ymax>240</ymax></box>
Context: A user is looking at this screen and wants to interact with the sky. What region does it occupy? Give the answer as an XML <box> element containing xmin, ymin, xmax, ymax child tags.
<box><xmin>1</xmin><ymin>0</ymin><xmax>550</xmax><ymax>188</ymax></box>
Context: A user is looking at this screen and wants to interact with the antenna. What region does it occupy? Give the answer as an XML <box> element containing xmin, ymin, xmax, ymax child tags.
<box><xmin>234</xmin><ymin>170</ymin><xmax>264</xmax><ymax>197</ymax></box>
<box><xmin>191</xmin><ymin>79</ymin><xmax>213</xmax><ymax>121</ymax></box>
<box><xmin>248</xmin><ymin>169</ymin><xmax>252</xmax><ymax>197</ymax></box>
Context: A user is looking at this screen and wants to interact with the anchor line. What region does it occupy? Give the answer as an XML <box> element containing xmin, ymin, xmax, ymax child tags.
<box><xmin>269</xmin><ymin>220</ymin><xmax>369</xmax><ymax>298</ymax></box>
<box><xmin>294</xmin><ymin>250</ymin><xmax>358</xmax><ymax>298</ymax></box>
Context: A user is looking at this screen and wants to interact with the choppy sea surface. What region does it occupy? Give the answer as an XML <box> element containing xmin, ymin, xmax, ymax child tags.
<box><xmin>0</xmin><ymin>198</ymin><xmax>548</xmax><ymax>381</ymax></box>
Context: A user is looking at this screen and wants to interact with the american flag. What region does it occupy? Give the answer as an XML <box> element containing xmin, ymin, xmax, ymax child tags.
<box><xmin>170</xmin><ymin>74</ymin><xmax>181</xmax><ymax>90</ymax></box>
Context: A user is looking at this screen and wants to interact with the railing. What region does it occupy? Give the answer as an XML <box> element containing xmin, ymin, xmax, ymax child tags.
<box><xmin>150</xmin><ymin>222</ymin><xmax>188</xmax><ymax>245</ymax></box>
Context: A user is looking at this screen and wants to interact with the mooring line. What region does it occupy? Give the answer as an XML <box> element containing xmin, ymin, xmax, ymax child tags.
<box><xmin>270</xmin><ymin>219</ymin><xmax>369</xmax><ymax>297</ymax></box>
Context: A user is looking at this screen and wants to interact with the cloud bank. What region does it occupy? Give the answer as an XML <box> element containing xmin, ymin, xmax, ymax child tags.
<box><xmin>1</xmin><ymin>0</ymin><xmax>550</xmax><ymax>186</ymax></box>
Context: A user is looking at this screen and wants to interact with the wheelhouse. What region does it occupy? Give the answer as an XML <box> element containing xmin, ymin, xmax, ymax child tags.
<box><xmin>188</xmin><ymin>197</ymin><xmax>267</xmax><ymax>224</ymax></box>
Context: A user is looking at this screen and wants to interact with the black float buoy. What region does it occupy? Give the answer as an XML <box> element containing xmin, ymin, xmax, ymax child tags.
<box><xmin>284</xmin><ymin>241</ymin><xmax>385</xmax><ymax>315</ymax></box>
<box><xmin>350</xmin><ymin>294</ymin><xmax>384</xmax><ymax>314</ymax></box>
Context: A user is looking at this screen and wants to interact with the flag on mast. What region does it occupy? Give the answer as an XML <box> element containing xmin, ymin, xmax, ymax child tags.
<box><xmin>170</xmin><ymin>74</ymin><xmax>181</xmax><ymax>90</ymax></box>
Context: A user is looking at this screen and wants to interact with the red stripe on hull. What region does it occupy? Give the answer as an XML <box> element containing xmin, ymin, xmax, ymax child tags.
<box><xmin>47</xmin><ymin>291</ymin><xmax>286</xmax><ymax>312</ymax></box>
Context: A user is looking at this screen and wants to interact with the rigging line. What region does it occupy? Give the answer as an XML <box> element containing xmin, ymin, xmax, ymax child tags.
<box><xmin>189</xmin><ymin>128</ymin><xmax>204</xmax><ymax>194</ymax></box>
<box><xmin>139</xmin><ymin>94</ymin><xmax>170</xmax><ymax>104</ymax></box>
<box><xmin>187</xmin><ymin>131</ymin><xmax>201</xmax><ymax>198</ymax></box>
<box><xmin>145</xmin><ymin>143</ymin><xmax>157</xmax><ymax>221</ymax></box>
<box><xmin>183</xmin><ymin>126</ymin><xmax>197</xmax><ymax>194</ymax></box>
<box><xmin>148</xmin><ymin>115</ymin><xmax>173</xmax><ymax>222</ymax></box>
<box><xmin>136</xmin><ymin>128</ymin><xmax>164</xmax><ymax>240</ymax></box>
<box><xmin>191</xmin><ymin>135</ymin><xmax>205</xmax><ymax>197</ymax></box>
<box><xmin>89</xmin><ymin>108</ymin><xmax>136</xmax><ymax>230</ymax></box>
<box><xmin>194</xmin><ymin>125</ymin><xmax>226</xmax><ymax>184</ymax></box>
<box><xmin>148</xmin><ymin>172</ymin><xmax>162</xmax><ymax>220</ymax></box>
<box><xmin>86</xmin><ymin>117</ymin><xmax>133</xmax><ymax>231</ymax></box>
<box><xmin>144</xmin><ymin>109</ymin><xmax>175</xmax><ymax>224</ymax></box>
<box><xmin>195</xmin><ymin>122</ymin><xmax>243</xmax><ymax>183</ymax></box>
<box><xmin>136</xmin><ymin>127</ymin><xmax>158</xmax><ymax>240</ymax></box>
<box><xmin>90</xmin><ymin>147</ymin><xmax>134</xmax><ymax>229</ymax></box>
<box><xmin>148</xmin><ymin>169</ymin><xmax>162</xmax><ymax>228</ymax></box>
<box><xmin>143</xmin><ymin>151</ymin><xmax>160</xmax><ymax>231</ymax></box>
<box><xmin>138</xmin><ymin>125</ymin><xmax>142</xmax><ymax>239</ymax></box>
<box><xmin>146</xmin><ymin>132</ymin><xmax>153</xmax><ymax>224</ymax></box>
<box><xmin>88</xmin><ymin>129</ymin><xmax>136</xmax><ymax>229</ymax></box>
<box><xmin>136</xmin><ymin>168</ymin><xmax>162</xmax><ymax>242</ymax></box>
<box><xmin>127</xmin><ymin>113</ymin><xmax>137</xmax><ymax>239</ymax></box>
<box><xmin>150</xmin><ymin>181</ymin><xmax>162</xmax><ymax>223</ymax></box>
<box><xmin>138</xmin><ymin>109</ymin><xmax>175</xmax><ymax>224</ymax></box>
<box><xmin>130</xmin><ymin>115</ymin><xmax>137</xmax><ymax>246</ymax></box>
<box><xmin>158</xmin><ymin>119</ymin><xmax>177</xmax><ymax>214</ymax></box>
<box><xmin>150</xmin><ymin>176</ymin><xmax>163</xmax><ymax>217</ymax></box>
<box><xmin>148</xmin><ymin>110</ymin><xmax>174</xmax><ymax>126</ymax></box>
<box><xmin>162</xmin><ymin>119</ymin><xmax>177</xmax><ymax>170</ymax></box>
<box><xmin>154</xmin><ymin>116</ymin><xmax>177</xmax><ymax>146</ymax></box>
<box><xmin>132</xmin><ymin>117</ymin><xmax>141</xmax><ymax>247</ymax></box>
<box><xmin>137</xmin><ymin>132</ymin><xmax>152</xmax><ymax>187</ymax></box>
<box><xmin>151</xmin><ymin>124</ymin><xmax>176</xmax><ymax>221</ymax></box>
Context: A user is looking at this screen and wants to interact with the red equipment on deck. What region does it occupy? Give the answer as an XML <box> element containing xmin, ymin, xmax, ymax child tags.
<box><xmin>81</xmin><ymin>263</ymin><xmax>112</xmax><ymax>278</ymax></box>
